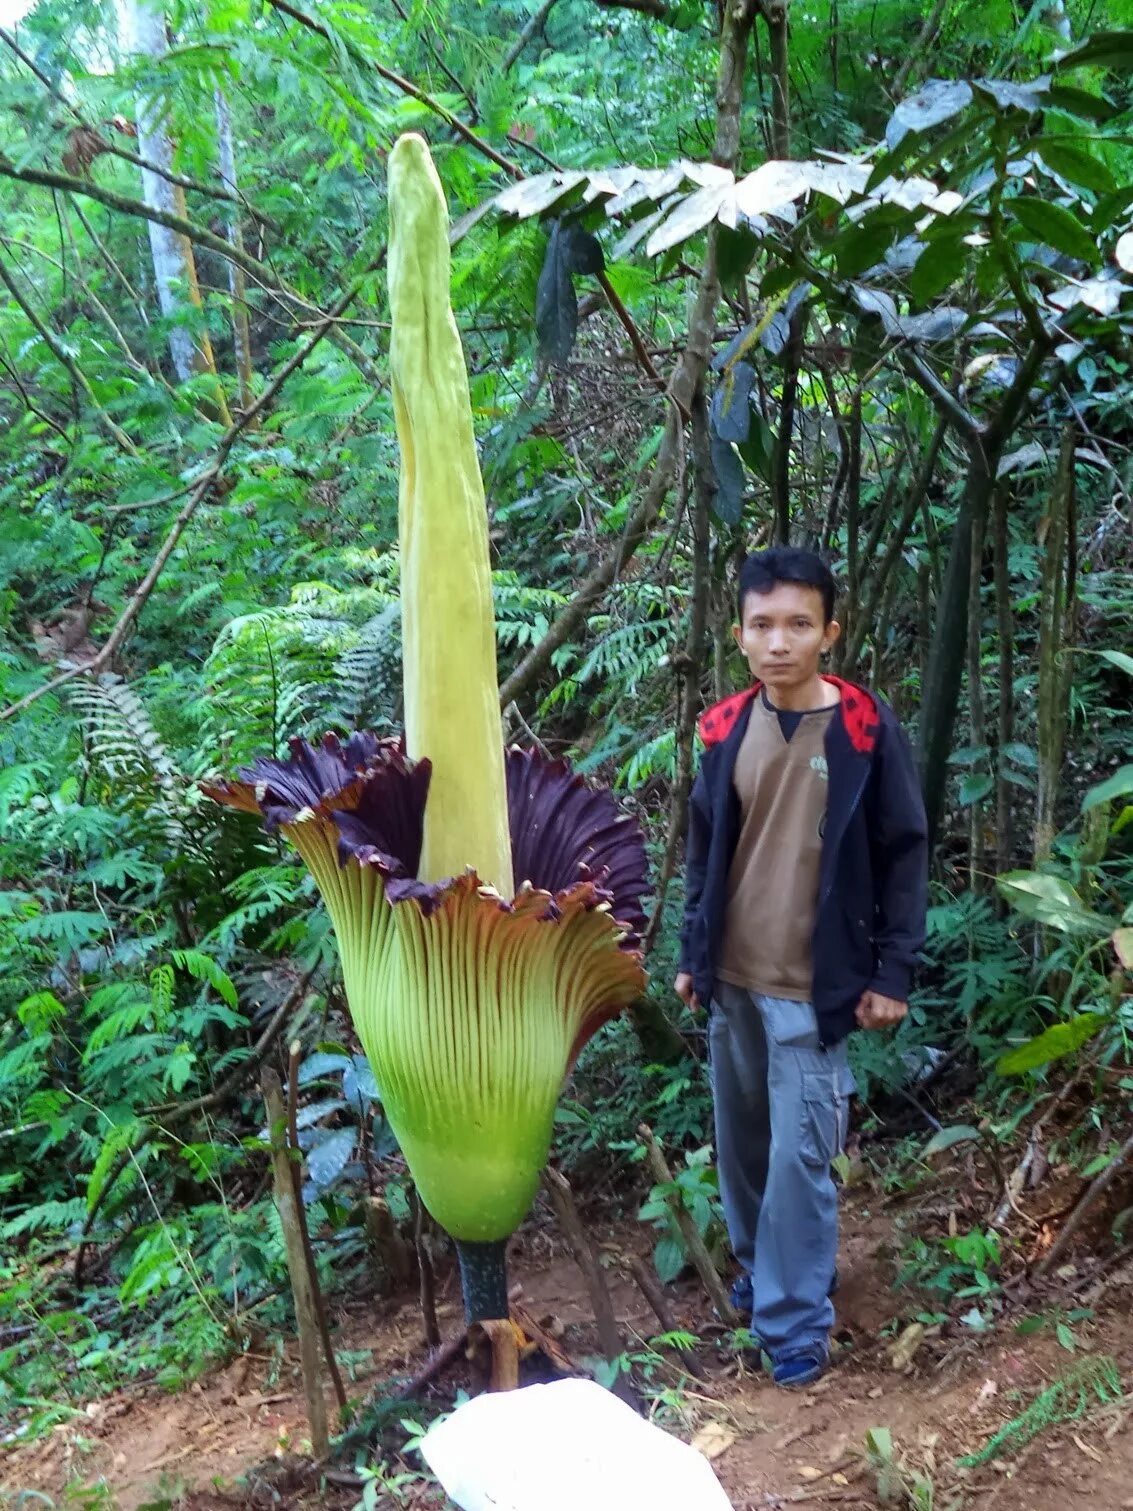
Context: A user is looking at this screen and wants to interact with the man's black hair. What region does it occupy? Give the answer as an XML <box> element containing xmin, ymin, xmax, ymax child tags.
<box><xmin>736</xmin><ymin>547</ymin><xmax>837</xmax><ymax>625</ymax></box>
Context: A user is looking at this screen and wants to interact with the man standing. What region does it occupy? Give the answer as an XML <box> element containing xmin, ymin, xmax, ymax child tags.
<box><xmin>674</xmin><ymin>547</ymin><xmax>928</xmax><ymax>1388</ymax></box>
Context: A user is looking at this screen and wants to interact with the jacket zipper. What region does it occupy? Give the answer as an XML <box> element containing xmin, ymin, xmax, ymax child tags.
<box><xmin>818</xmin><ymin>764</ymin><xmax>870</xmax><ymax>912</ymax></box>
<box><xmin>816</xmin><ymin>764</ymin><xmax>870</xmax><ymax>1050</ymax></box>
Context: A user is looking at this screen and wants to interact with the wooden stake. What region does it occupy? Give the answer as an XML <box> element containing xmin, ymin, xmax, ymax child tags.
<box><xmin>262</xmin><ymin>1066</ymin><xmax>329</xmax><ymax>1458</ymax></box>
<box><xmin>364</xmin><ymin>1195</ymin><xmax>413</xmax><ymax>1288</ymax></box>
<box><xmin>543</xmin><ymin>1168</ymin><xmax>624</xmax><ymax>1366</ymax></box>
<box><xmin>412</xmin><ymin>1186</ymin><xmax>441</xmax><ymax>1348</ymax></box>
<box><xmin>638</xmin><ymin>1122</ymin><xmax>739</xmax><ymax>1326</ymax></box>
<box><xmin>286</xmin><ymin>1042</ymin><xmax>347</xmax><ymax>1412</ymax></box>
<box><xmin>622</xmin><ymin>1253</ymin><xmax>704</xmax><ymax>1378</ymax></box>
<box><xmin>510</xmin><ymin>1296</ymin><xmax>576</xmax><ymax>1375</ymax></box>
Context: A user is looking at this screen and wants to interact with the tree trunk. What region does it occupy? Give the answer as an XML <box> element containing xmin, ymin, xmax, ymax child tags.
<box><xmin>902</xmin><ymin>335</ymin><xmax>1051</xmax><ymax>846</ymax></box>
<box><xmin>840</xmin><ymin>389</ymin><xmax>862</xmax><ymax>651</ymax></box>
<box><xmin>770</xmin><ymin>306</ymin><xmax>804</xmax><ymax>545</ymax></box>
<box><xmin>261</xmin><ymin>1068</ymin><xmax>329</xmax><ymax>1458</ymax></box>
<box><xmin>966</xmin><ymin>501</ymin><xmax>988</xmax><ymax>891</ymax></box>
<box><xmin>497</xmin><ymin>1</ymin><xmax>758</xmax><ymax>713</ymax></box>
<box><xmin>116</xmin><ymin>0</ymin><xmax>229</xmax><ymax>413</ymax></box>
<box><xmin>993</xmin><ymin>483</ymin><xmax>1014</xmax><ymax>874</ymax></box>
<box><xmin>764</xmin><ymin>0</ymin><xmax>791</xmax><ymax>158</ymax></box>
<box><xmin>643</xmin><ymin>394</ymin><xmax>713</xmax><ymax>956</ymax></box>
<box><xmin>918</xmin><ymin>445</ymin><xmax>992</xmax><ymax>846</ymax></box>
<box><xmin>214</xmin><ymin>87</ymin><xmax>255</xmax><ymax>413</ymax></box>
<box><xmin>840</xmin><ymin>414</ymin><xmax>947</xmax><ymax>677</ymax></box>
<box><xmin>1034</xmin><ymin>428</ymin><xmax>1076</xmax><ymax>864</ymax></box>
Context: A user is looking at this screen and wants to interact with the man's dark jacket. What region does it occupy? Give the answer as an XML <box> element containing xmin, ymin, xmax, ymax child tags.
<box><xmin>678</xmin><ymin>676</ymin><xmax>928</xmax><ymax>1047</ymax></box>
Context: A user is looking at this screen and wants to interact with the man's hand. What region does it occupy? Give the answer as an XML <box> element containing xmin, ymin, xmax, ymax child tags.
<box><xmin>856</xmin><ymin>990</ymin><xmax>908</xmax><ymax>1031</ymax></box>
<box><xmin>674</xmin><ymin>971</ymin><xmax>701</xmax><ymax>1013</ymax></box>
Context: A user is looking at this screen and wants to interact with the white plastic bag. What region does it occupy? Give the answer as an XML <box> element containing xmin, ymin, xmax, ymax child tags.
<box><xmin>418</xmin><ymin>1376</ymin><xmax>735</xmax><ymax>1511</ymax></box>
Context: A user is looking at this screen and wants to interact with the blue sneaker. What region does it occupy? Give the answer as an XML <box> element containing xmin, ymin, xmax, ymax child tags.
<box><xmin>771</xmin><ymin>1343</ymin><xmax>828</xmax><ymax>1389</ymax></box>
<box><xmin>732</xmin><ymin>1269</ymin><xmax>836</xmax><ymax>1307</ymax></box>
<box><xmin>725</xmin><ymin>1268</ymin><xmax>838</xmax><ymax>1336</ymax></box>
<box><xmin>728</xmin><ymin>1273</ymin><xmax>753</xmax><ymax>1320</ymax></box>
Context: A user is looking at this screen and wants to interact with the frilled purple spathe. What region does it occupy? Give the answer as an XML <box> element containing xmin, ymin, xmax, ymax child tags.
<box><xmin>204</xmin><ymin>735</ymin><xmax>649</xmax><ymax>948</ymax></box>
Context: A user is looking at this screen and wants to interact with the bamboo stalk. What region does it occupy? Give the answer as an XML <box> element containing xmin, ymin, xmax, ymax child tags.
<box><xmin>643</xmin><ymin>392</ymin><xmax>713</xmax><ymax>954</ymax></box>
<box><xmin>1035</xmin><ymin>428</ymin><xmax>1076</xmax><ymax>864</ymax></box>
<box><xmin>967</xmin><ymin>500</ymin><xmax>988</xmax><ymax>891</ymax></box>
<box><xmin>480</xmin><ymin>1319</ymin><xmax>520</xmax><ymax>1391</ymax></box>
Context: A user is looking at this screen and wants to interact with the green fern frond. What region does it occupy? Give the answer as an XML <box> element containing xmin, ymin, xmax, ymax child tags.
<box><xmin>172</xmin><ymin>949</ymin><xmax>239</xmax><ymax>1011</ymax></box>
<box><xmin>959</xmin><ymin>1356</ymin><xmax>1124</xmax><ymax>1467</ymax></box>
<box><xmin>68</xmin><ymin>674</ymin><xmax>179</xmax><ymax>796</ymax></box>
<box><xmin>335</xmin><ymin>602</ymin><xmax>401</xmax><ymax>727</ymax></box>
<box><xmin>618</xmin><ymin>728</ymin><xmax>677</xmax><ymax>789</ymax></box>
<box><xmin>200</xmin><ymin>579</ymin><xmax>399</xmax><ymax>766</ymax></box>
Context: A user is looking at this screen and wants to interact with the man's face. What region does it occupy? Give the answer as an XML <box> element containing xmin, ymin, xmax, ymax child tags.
<box><xmin>733</xmin><ymin>582</ymin><xmax>840</xmax><ymax>692</ymax></box>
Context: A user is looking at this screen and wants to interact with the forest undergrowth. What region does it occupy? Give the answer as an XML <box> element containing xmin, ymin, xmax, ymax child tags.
<box><xmin>2</xmin><ymin>0</ymin><xmax>1133</xmax><ymax>1506</ymax></box>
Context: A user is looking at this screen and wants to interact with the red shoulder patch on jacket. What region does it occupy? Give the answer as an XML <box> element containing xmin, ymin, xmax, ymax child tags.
<box><xmin>698</xmin><ymin>685</ymin><xmax>760</xmax><ymax>747</ymax></box>
<box><xmin>697</xmin><ymin>677</ymin><xmax>880</xmax><ymax>752</ymax></box>
<box><xmin>823</xmin><ymin>675</ymin><xmax>880</xmax><ymax>754</ymax></box>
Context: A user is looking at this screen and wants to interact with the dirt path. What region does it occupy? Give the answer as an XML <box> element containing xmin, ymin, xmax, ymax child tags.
<box><xmin>4</xmin><ymin>1194</ymin><xmax>1133</xmax><ymax>1511</ymax></box>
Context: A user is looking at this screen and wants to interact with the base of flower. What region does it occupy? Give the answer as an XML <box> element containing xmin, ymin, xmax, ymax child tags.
<box><xmin>478</xmin><ymin>1317</ymin><xmax>521</xmax><ymax>1391</ymax></box>
<box><xmin>455</xmin><ymin>1238</ymin><xmax>510</xmax><ymax>1324</ymax></box>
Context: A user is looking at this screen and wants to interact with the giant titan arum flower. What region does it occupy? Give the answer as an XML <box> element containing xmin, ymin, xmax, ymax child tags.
<box><xmin>204</xmin><ymin>135</ymin><xmax>648</xmax><ymax>1325</ymax></box>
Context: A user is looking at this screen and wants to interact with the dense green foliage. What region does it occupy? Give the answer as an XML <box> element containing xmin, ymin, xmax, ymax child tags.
<box><xmin>1</xmin><ymin>0</ymin><xmax>1132</xmax><ymax>1448</ymax></box>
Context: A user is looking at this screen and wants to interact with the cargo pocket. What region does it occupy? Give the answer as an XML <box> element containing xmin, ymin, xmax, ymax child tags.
<box><xmin>799</xmin><ymin>1070</ymin><xmax>839</xmax><ymax>1169</ymax></box>
<box><xmin>834</xmin><ymin>1063</ymin><xmax>856</xmax><ymax>1158</ymax></box>
<box><xmin>799</xmin><ymin>1063</ymin><xmax>855</xmax><ymax>1169</ymax></box>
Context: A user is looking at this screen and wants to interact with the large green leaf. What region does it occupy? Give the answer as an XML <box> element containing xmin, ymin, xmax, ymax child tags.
<box><xmin>1083</xmin><ymin>764</ymin><xmax>1133</xmax><ymax>812</ymax></box>
<box><xmin>885</xmin><ymin>80</ymin><xmax>974</xmax><ymax>149</ymax></box>
<box><xmin>959</xmin><ymin>772</ymin><xmax>994</xmax><ymax>805</ymax></box>
<box><xmin>909</xmin><ymin>235</ymin><xmax>969</xmax><ymax>303</ymax></box>
<box><xmin>1044</xmin><ymin>83</ymin><xmax>1118</xmax><ymax>121</ymax></box>
<box><xmin>921</xmin><ymin>1124</ymin><xmax>982</xmax><ymax>1157</ymax></box>
<box><xmin>996</xmin><ymin>1013</ymin><xmax>1107</xmax><ymax>1076</ymax></box>
<box><xmin>653</xmin><ymin>1233</ymin><xmax>686</xmax><ymax>1285</ymax></box>
<box><xmin>1010</xmin><ymin>198</ymin><xmax>1099</xmax><ymax>265</ymax></box>
<box><xmin>997</xmin><ymin>871</ymin><xmax>1109</xmax><ymax>936</ymax></box>
<box><xmin>1037</xmin><ymin>141</ymin><xmax>1118</xmax><ymax>198</ymax></box>
<box><xmin>1055</xmin><ymin>31</ymin><xmax>1133</xmax><ymax>72</ymax></box>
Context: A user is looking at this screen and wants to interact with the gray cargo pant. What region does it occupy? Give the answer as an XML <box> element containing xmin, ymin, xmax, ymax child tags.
<box><xmin>709</xmin><ymin>981</ymin><xmax>856</xmax><ymax>1356</ymax></box>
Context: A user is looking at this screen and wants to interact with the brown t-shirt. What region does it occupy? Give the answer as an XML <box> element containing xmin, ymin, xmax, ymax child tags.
<box><xmin>716</xmin><ymin>693</ymin><xmax>835</xmax><ymax>1000</ymax></box>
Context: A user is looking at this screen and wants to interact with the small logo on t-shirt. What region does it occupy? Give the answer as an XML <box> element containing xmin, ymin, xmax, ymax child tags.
<box><xmin>810</xmin><ymin>755</ymin><xmax>828</xmax><ymax>780</ymax></box>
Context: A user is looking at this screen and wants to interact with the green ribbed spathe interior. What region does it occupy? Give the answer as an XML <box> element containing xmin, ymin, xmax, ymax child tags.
<box><xmin>286</xmin><ymin>817</ymin><xmax>634</xmax><ymax>1242</ymax></box>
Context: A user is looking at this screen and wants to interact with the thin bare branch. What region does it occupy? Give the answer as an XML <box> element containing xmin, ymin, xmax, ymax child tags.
<box><xmin>263</xmin><ymin>0</ymin><xmax>523</xmax><ymax>180</ymax></box>
<box><xmin>502</xmin><ymin>0</ymin><xmax>560</xmax><ymax>72</ymax></box>
<box><xmin>891</xmin><ymin>0</ymin><xmax>947</xmax><ymax>100</ymax></box>
<box><xmin>0</xmin><ymin>156</ymin><xmax>386</xmax><ymax>386</ymax></box>
<box><xmin>898</xmin><ymin>348</ymin><xmax>983</xmax><ymax>442</ymax></box>
<box><xmin>0</xmin><ymin>25</ymin><xmax>279</xmax><ymax>228</ymax></box>
<box><xmin>1</xmin><ymin>275</ymin><xmax>372</xmax><ymax>724</ymax></box>
<box><xmin>0</xmin><ymin>252</ymin><xmax>140</xmax><ymax>455</ymax></box>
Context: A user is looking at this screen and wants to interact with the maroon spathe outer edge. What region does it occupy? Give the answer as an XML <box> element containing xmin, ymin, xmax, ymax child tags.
<box><xmin>204</xmin><ymin>734</ymin><xmax>651</xmax><ymax>948</ymax></box>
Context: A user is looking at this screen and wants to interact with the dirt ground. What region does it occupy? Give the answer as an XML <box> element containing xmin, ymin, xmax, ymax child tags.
<box><xmin>4</xmin><ymin>1192</ymin><xmax>1133</xmax><ymax>1511</ymax></box>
